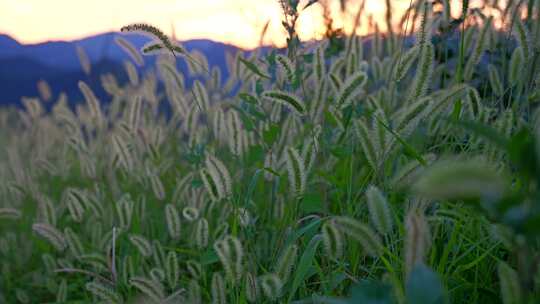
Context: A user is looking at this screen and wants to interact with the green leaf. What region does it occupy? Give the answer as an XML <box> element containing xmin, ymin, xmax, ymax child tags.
<box><xmin>285</xmin><ymin>218</ymin><xmax>322</xmax><ymax>247</ymax></box>
<box><xmin>301</xmin><ymin>192</ymin><xmax>323</xmax><ymax>213</ymax></box>
<box><xmin>239</xmin><ymin>57</ymin><xmax>271</xmax><ymax>79</ymax></box>
<box><xmin>200</xmin><ymin>249</ymin><xmax>219</xmax><ymax>265</ymax></box>
<box><xmin>263</xmin><ymin>167</ymin><xmax>281</xmax><ymax>178</ymax></box>
<box><xmin>376</xmin><ymin>116</ymin><xmax>426</xmax><ymax>166</ymax></box>
<box><xmin>263</xmin><ymin>124</ymin><xmax>280</xmax><ymax>144</ymax></box>
<box><xmin>451</xmin><ymin>119</ymin><xmax>509</xmax><ymax>149</ymax></box>
<box><xmin>406</xmin><ymin>264</ymin><xmax>446</xmax><ymax>304</ymax></box>
<box><xmin>507</xmin><ymin>128</ymin><xmax>538</xmax><ymax>179</ymax></box>
<box><xmin>288</xmin><ymin>235</ymin><xmax>322</xmax><ymax>302</ymax></box>
<box><xmin>245</xmin><ymin>169</ymin><xmax>262</xmax><ymax>205</ymax></box>
<box><xmin>239</xmin><ymin>93</ymin><xmax>260</xmax><ymax>105</ymax></box>
<box><xmin>349</xmin><ymin>281</ymin><xmax>396</xmax><ymax>304</ymax></box>
<box><xmin>230</xmin><ymin>105</ymin><xmax>256</xmax><ymax>131</ymax></box>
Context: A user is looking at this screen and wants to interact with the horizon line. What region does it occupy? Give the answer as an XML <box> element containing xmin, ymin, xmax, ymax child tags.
<box><xmin>1</xmin><ymin>30</ymin><xmax>383</xmax><ymax>51</ymax></box>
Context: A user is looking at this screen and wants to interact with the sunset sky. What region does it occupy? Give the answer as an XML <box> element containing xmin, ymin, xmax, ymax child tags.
<box><xmin>0</xmin><ymin>0</ymin><xmax>418</xmax><ymax>49</ymax></box>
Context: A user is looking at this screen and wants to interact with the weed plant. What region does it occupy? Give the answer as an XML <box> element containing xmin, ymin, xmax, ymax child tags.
<box><xmin>1</xmin><ymin>0</ymin><xmax>540</xmax><ymax>303</ymax></box>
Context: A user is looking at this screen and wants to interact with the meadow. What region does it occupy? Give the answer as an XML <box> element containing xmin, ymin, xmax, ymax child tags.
<box><xmin>1</xmin><ymin>0</ymin><xmax>540</xmax><ymax>303</ymax></box>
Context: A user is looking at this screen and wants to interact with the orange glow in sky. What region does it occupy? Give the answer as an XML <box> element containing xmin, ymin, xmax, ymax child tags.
<box><xmin>0</xmin><ymin>0</ymin><xmax>497</xmax><ymax>49</ymax></box>
<box><xmin>0</xmin><ymin>0</ymin><xmax>412</xmax><ymax>49</ymax></box>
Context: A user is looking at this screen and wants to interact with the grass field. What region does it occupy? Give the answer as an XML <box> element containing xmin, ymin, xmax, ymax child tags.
<box><xmin>1</xmin><ymin>0</ymin><xmax>540</xmax><ymax>303</ymax></box>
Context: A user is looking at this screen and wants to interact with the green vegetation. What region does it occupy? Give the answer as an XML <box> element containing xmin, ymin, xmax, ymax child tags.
<box><xmin>1</xmin><ymin>0</ymin><xmax>540</xmax><ymax>303</ymax></box>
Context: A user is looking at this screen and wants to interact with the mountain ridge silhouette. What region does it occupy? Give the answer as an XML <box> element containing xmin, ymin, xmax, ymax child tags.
<box><xmin>0</xmin><ymin>32</ymin><xmax>244</xmax><ymax>106</ymax></box>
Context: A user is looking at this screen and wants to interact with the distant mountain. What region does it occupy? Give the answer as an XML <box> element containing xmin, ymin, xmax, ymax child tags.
<box><xmin>0</xmin><ymin>34</ymin><xmax>21</xmax><ymax>50</ymax></box>
<box><xmin>0</xmin><ymin>32</ymin><xmax>243</xmax><ymax>106</ymax></box>
<box><xmin>0</xmin><ymin>56</ymin><xmax>128</xmax><ymax>109</ymax></box>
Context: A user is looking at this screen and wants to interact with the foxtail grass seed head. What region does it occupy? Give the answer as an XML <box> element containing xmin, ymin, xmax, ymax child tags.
<box><xmin>115</xmin><ymin>36</ymin><xmax>144</xmax><ymax>66</ymax></box>
<box><xmin>395</xmin><ymin>46</ymin><xmax>419</xmax><ymax>81</ymax></box>
<box><xmin>302</xmin><ymin>137</ymin><xmax>318</xmax><ymax>175</ymax></box>
<box><xmin>353</xmin><ymin>119</ymin><xmax>378</xmax><ymax>170</ymax></box>
<box><xmin>513</xmin><ymin>18</ymin><xmax>531</xmax><ymax>62</ymax></box>
<box><xmin>285</xmin><ymin>146</ymin><xmax>307</xmax><ymax>198</ymax></box>
<box><xmin>314</xmin><ymin>44</ymin><xmax>326</xmax><ymax>82</ymax></box>
<box><xmin>264</xmin><ymin>151</ymin><xmax>277</xmax><ymax>181</ymax></box>
<box><xmin>186</xmin><ymin>260</ymin><xmax>202</xmax><ymax>279</ymax></box>
<box><xmin>149</xmin><ymin>267</ymin><xmax>165</xmax><ymax>283</ymax></box>
<box><xmin>490</xmin><ymin>224</ymin><xmax>514</xmax><ymax>250</ymax></box>
<box><xmin>124</xmin><ymin>61</ymin><xmax>139</xmax><ymax>86</ymax></box>
<box><xmin>56</xmin><ymin>258</ymin><xmax>74</xmax><ymax>270</ymax></box>
<box><xmin>86</xmin><ymin>281</ymin><xmax>122</xmax><ymax>303</ymax></box>
<box><xmin>245</xmin><ymin>272</ymin><xmax>260</xmax><ymax>303</ymax></box>
<box><xmin>274</xmin><ymin>195</ymin><xmax>285</xmax><ymax>220</ymax></box>
<box><xmin>122</xmin><ymin>255</ymin><xmax>135</xmax><ymax>286</ymax></box>
<box><xmin>129</xmin><ymin>276</ymin><xmax>165</xmax><ymax>303</ymax></box>
<box><xmin>333</xmin><ymin>216</ymin><xmax>382</xmax><ymax>257</ymax></box>
<box><xmin>275</xmin><ymin>243</ymin><xmax>298</xmax><ymax>283</ymax></box>
<box><xmin>488</xmin><ymin>64</ymin><xmax>504</xmax><ymax>96</ymax></box>
<box><xmin>116</xmin><ymin>194</ymin><xmax>134</xmax><ymax>230</ymax></box>
<box><xmin>172</xmin><ymin>173</ymin><xmax>193</xmax><ymax>204</ymax></box>
<box><xmin>322</xmin><ymin>220</ymin><xmax>344</xmax><ymax>259</ymax></box>
<box><xmin>214</xmin><ymin>235</ymin><xmax>244</xmax><ymax>283</ymax></box>
<box><xmin>310</xmin><ymin>77</ymin><xmax>328</xmax><ymax>123</ymax></box>
<box><xmin>227</xmin><ymin>110</ymin><xmax>245</xmax><ymax>156</ymax></box>
<box><xmin>193</xmin><ymin>80</ymin><xmax>210</xmax><ymax>111</ymax></box>
<box><xmin>56</xmin><ymin>279</ymin><xmax>68</xmax><ymax>303</ymax></box>
<box><xmin>276</xmin><ymin>54</ymin><xmax>295</xmax><ymax>84</ymax></box>
<box><xmin>201</xmin><ymin>168</ymin><xmax>220</xmax><ymax>202</ymax></box>
<box><xmin>182</xmin><ymin>207</ymin><xmax>200</xmax><ymax>222</ymax></box>
<box><xmin>262</xmin><ymin>90</ymin><xmax>306</xmax><ymax>116</ymax></box>
<box><xmin>128</xmin><ymin>234</ymin><xmax>152</xmax><ymax>257</ymax></box>
<box><xmin>205</xmin><ymin>154</ymin><xmax>233</xmax><ymax>200</ymax></box>
<box><xmin>0</xmin><ymin>208</ymin><xmax>21</xmax><ymax>220</ymax></box>
<box><xmin>366</xmin><ymin>185</ymin><xmax>393</xmax><ymax>235</ymax></box>
<box><xmin>464</xmin><ymin>17</ymin><xmax>493</xmax><ymax>80</ymax></box>
<box><xmin>404</xmin><ymin>210</ymin><xmax>431</xmax><ymax>277</ymax></box>
<box><xmin>408</xmin><ymin>42</ymin><xmax>434</xmax><ymax>101</ymax></box>
<box><xmin>165</xmin><ymin>204</ymin><xmax>181</xmax><ymax>240</ymax></box>
<box><xmin>497</xmin><ymin>262</ymin><xmax>522</xmax><ymax>304</ymax></box>
<box><xmin>65</xmin><ymin>189</ymin><xmax>86</xmax><ymax>223</ymax></box>
<box><xmin>37</xmin><ymin>79</ymin><xmax>52</xmax><ymax>101</ymax></box>
<box><xmin>237</xmin><ymin>208</ymin><xmax>251</xmax><ymax>227</ymax></box>
<box><xmin>195</xmin><ymin>218</ymin><xmax>209</xmax><ymax>249</ymax></box>
<box><xmin>152</xmin><ymin>240</ymin><xmax>167</xmax><ymax>269</ymax></box>
<box><xmin>187</xmin><ymin>280</ymin><xmax>202</xmax><ymax>304</ymax></box>
<box><xmin>149</xmin><ymin>173</ymin><xmax>166</xmax><ymax>201</ymax></box>
<box><xmin>80</xmin><ymin>253</ymin><xmax>109</xmax><ymax>271</ymax></box>
<box><xmin>260</xmin><ymin>274</ymin><xmax>283</xmax><ymax>300</ymax></box>
<box><xmin>128</xmin><ymin>96</ymin><xmax>142</xmax><ymax>132</ymax></box>
<box><xmin>336</xmin><ymin>71</ymin><xmax>367</xmax><ymax>110</ymax></box>
<box><xmin>213</xmin><ymin>222</ymin><xmax>230</xmax><ymax>241</ymax></box>
<box><xmin>111</xmin><ymin>133</ymin><xmax>133</xmax><ymax>171</ymax></box>
<box><xmin>211</xmin><ymin>272</ymin><xmax>227</xmax><ymax>304</ymax></box>
<box><xmin>76</xmin><ymin>46</ymin><xmax>91</xmax><ymax>75</ymax></box>
<box><xmin>78</xmin><ymin>81</ymin><xmax>102</xmax><ymax>122</ymax></box>
<box><xmin>121</xmin><ymin>23</ymin><xmax>182</xmax><ymax>57</ymax></box>
<box><xmin>413</xmin><ymin>159</ymin><xmax>506</xmax><ymax>201</ymax></box>
<box><xmin>15</xmin><ymin>289</ymin><xmax>29</xmax><ymax>303</ymax></box>
<box><xmin>42</xmin><ymin>254</ymin><xmax>57</xmax><ymax>274</ymax></box>
<box><xmin>509</xmin><ymin>47</ymin><xmax>524</xmax><ymax>86</ymax></box>
<box><xmin>64</xmin><ymin>227</ymin><xmax>84</xmax><ymax>258</ymax></box>
<box><xmin>416</xmin><ymin>1</ymin><xmax>433</xmax><ymax>49</ymax></box>
<box><xmin>166</xmin><ymin>251</ymin><xmax>179</xmax><ymax>288</ymax></box>
<box><xmin>32</xmin><ymin>223</ymin><xmax>66</xmax><ymax>251</ymax></box>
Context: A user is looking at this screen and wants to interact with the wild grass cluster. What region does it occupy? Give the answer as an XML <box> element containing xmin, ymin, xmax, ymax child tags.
<box><xmin>1</xmin><ymin>0</ymin><xmax>540</xmax><ymax>303</ymax></box>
